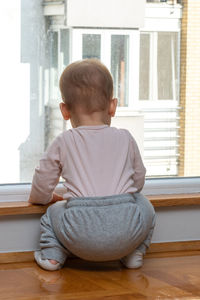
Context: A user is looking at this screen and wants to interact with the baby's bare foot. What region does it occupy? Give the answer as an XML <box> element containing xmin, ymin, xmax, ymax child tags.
<box><xmin>49</xmin><ymin>259</ymin><xmax>59</xmax><ymax>265</ymax></box>
<box><xmin>34</xmin><ymin>251</ymin><xmax>62</xmax><ymax>271</ymax></box>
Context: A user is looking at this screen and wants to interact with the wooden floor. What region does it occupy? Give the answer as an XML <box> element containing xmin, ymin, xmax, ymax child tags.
<box><xmin>1</xmin><ymin>254</ymin><xmax>200</xmax><ymax>299</ymax></box>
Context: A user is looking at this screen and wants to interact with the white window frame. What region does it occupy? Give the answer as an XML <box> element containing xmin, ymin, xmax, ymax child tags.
<box><xmin>138</xmin><ymin>2</ymin><xmax>181</xmax><ymax>110</ymax></box>
<box><xmin>71</xmin><ymin>28</ymin><xmax>140</xmax><ymax>111</ymax></box>
<box><xmin>138</xmin><ymin>29</ymin><xmax>180</xmax><ymax>110</ymax></box>
<box><xmin>71</xmin><ymin>27</ymin><xmax>180</xmax><ymax>112</ymax></box>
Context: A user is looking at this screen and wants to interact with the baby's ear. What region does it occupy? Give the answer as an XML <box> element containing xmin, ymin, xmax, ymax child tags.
<box><xmin>109</xmin><ymin>98</ymin><xmax>118</xmax><ymax>117</ymax></box>
<box><xmin>60</xmin><ymin>102</ymin><xmax>71</xmax><ymax>120</ymax></box>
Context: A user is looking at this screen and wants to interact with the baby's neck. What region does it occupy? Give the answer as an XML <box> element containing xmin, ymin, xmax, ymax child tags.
<box><xmin>70</xmin><ymin>111</ymin><xmax>111</xmax><ymax>128</ymax></box>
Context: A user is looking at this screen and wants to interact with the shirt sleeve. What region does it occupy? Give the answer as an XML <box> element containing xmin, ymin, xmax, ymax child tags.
<box><xmin>130</xmin><ymin>134</ymin><xmax>146</xmax><ymax>192</ymax></box>
<box><xmin>29</xmin><ymin>136</ymin><xmax>62</xmax><ymax>204</ymax></box>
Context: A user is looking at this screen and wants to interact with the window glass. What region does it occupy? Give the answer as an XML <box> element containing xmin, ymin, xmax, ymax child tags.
<box><xmin>139</xmin><ymin>32</ymin><xmax>178</xmax><ymax>101</ymax></box>
<box><xmin>0</xmin><ymin>0</ymin><xmax>40</xmax><ymax>183</ymax></box>
<box><xmin>49</xmin><ymin>31</ymin><xmax>59</xmax><ymax>104</ymax></box>
<box><xmin>139</xmin><ymin>33</ymin><xmax>150</xmax><ymax>100</ymax></box>
<box><xmin>60</xmin><ymin>29</ymin><xmax>70</xmax><ymax>68</ymax></box>
<box><xmin>157</xmin><ymin>32</ymin><xmax>178</xmax><ymax>100</ymax></box>
<box><xmin>82</xmin><ymin>34</ymin><xmax>101</xmax><ymax>59</ymax></box>
<box><xmin>111</xmin><ymin>35</ymin><xmax>129</xmax><ymax>107</ymax></box>
<box><xmin>46</xmin><ymin>31</ymin><xmax>63</xmax><ymax>148</ymax></box>
<box><xmin>46</xmin><ymin>28</ymin><xmax>70</xmax><ymax>147</ymax></box>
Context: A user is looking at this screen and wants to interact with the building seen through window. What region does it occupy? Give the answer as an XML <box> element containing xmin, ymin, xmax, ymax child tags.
<box><xmin>0</xmin><ymin>0</ymin><xmax>199</xmax><ymax>184</ymax></box>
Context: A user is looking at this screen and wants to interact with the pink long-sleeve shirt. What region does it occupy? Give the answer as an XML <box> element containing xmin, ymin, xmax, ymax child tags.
<box><xmin>29</xmin><ymin>125</ymin><xmax>146</xmax><ymax>204</ymax></box>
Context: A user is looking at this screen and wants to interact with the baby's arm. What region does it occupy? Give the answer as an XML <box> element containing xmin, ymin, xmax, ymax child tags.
<box><xmin>28</xmin><ymin>193</ymin><xmax>63</xmax><ymax>205</ymax></box>
<box><xmin>28</xmin><ymin>137</ymin><xmax>63</xmax><ymax>205</ymax></box>
<box><xmin>131</xmin><ymin>137</ymin><xmax>146</xmax><ymax>192</ymax></box>
<box><xmin>50</xmin><ymin>193</ymin><xmax>64</xmax><ymax>203</ymax></box>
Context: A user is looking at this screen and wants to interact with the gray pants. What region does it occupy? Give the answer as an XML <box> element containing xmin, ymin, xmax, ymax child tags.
<box><xmin>39</xmin><ymin>193</ymin><xmax>155</xmax><ymax>264</ymax></box>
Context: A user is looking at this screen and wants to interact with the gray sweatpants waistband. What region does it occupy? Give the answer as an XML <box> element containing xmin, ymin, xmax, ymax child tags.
<box><xmin>67</xmin><ymin>193</ymin><xmax>136</xmax><ymax>208</ymax></box>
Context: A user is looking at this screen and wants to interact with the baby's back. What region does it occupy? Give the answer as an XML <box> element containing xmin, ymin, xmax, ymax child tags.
<box><xmin>59</xmin><ymin>125</ymin><xmax>144</xmax><ymax>199</ymax></box>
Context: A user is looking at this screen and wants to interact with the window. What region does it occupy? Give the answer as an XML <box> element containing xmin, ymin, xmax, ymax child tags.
<box><xmin>111</xmin><ymin>35</ymin><xmax>129</xmax><ymax>107</ymax></box>
<box><xmin>0</xmin><ymin>0</ymin><xmax>200</xmax><ymax>199</ymax></box>
<box><xmin>139</xmin><ymin>32</ymin><xmax>178</xmax><ymax>102</ymax></box>
<box><xmin>139</xmin><ymin>31</ymin><xmax>179</xmax><ymax>176</ymax></box>
<box><xmin>71</xmin><ymin>29</ymin><xmax>138</xmax><ymax>108</ymax></box>
<box><xmin>82</xmin><ymin>34</ymin><xmax>101</xmax><ymax>59</ymax></box>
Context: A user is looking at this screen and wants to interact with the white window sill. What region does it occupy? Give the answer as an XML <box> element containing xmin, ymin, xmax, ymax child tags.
<box><xmin>143</xmin><ymin>177</ymin><xmax>200</xmax><ymax>195</ymax></box>
<box><xmin>0</xmin><ymin>177</ymin><xmax>200</xmax><ymax>203</ymax></box>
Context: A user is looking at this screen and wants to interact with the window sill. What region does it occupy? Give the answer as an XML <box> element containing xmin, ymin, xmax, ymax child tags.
<box><xmin>1</xmin><ymin>193</ymin><xmax>200</xmax><ymax>216</ymax></box>
<box><xmin>0</xmin><ymin>201</ymin><xmax>48</xmax><ymax>216</ymax></box>
<box><xmin>148</xmin><ymin>193</ymin><xmax>200</xmax><ymax>207</ymax></box>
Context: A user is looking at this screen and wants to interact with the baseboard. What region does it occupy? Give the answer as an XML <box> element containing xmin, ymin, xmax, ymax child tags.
<box><xmin>1</xmin><ymin>240</ymin><xmax>200</xmax><ymax>264</ymax></box>
<box><xmin>146</xmin><ymin>240</ymin><xmax>200</xmax><ymax>258</ymax></box>
<box><xmin>0</xmin><ymin>251</ymin><xmax>34</xmax><ymax>264</ymax></box>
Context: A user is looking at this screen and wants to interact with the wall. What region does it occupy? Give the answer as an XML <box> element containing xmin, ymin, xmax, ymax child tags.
<box><xmin>1</xmin><ymin>206</ymin><xmax>200</xmax><ymax>253</ymax></box>
<box><xmin>67</xmin><ymin>0</ymin><xmax>145</xmax><ymax>28</ymax></box>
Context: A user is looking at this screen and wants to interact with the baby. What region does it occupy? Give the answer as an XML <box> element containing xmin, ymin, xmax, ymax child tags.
<box><xmin>29</xmin><ymin>59</ymin><xmax>155</xmax><ymax>271</ymax></box>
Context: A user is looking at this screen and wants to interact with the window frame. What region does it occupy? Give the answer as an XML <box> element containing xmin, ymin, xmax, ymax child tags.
<box><xmin>139</xmin><ymin>31</ymin><xmax>179</xmax><ymax>104</ymax></box>
<box><xmin>138</xmin><ymin>30</ymin><xmax>180</xmax><ymax>108</ymax></box>
<box><xmin>71</xmin><ymin>28</ymin><xmax>140</xmax><ymax>110</ymax></box>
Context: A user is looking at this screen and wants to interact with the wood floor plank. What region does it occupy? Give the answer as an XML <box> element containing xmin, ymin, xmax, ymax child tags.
<box><xmin>1</xmin><ymin>255</ymin><xmax>200</xmax><ymax>299</ymax></box>
<box><xmin>144</xmin><ymin>256</ymin><xmax>200</xmax><ymax>297</ymax></box>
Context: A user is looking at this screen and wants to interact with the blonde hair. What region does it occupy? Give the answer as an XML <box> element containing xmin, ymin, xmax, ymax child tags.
<box><xmin>59</xmin><ymin>59</ymin><xmax>113</xmax><ymax>113</ymax></box>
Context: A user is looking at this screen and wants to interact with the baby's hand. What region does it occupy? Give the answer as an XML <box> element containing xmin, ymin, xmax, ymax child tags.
<box><xmin>50</xmin><ymin>193</ymin><xmax>64</xmax><ymax>204</ymax></box>
<box><xmin>28</xmin><ymin>196</ymin><xmax>34</xmax><ymax>204</ymax></box>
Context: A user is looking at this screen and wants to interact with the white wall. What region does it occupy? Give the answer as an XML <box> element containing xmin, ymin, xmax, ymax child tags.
<box><xmin>67</xmin><ymin>0</ymin><xmax>145</xmax><ymax>28</ymax></box>
<box><xmin>152</xmin><ymin>206</ymin><xmax>200</xmax><ymax>243</ymax></box>
<box><xmin>1</xmin><ymin>206</ymin><xmax>200</xmax><ymax>253</ymax></box>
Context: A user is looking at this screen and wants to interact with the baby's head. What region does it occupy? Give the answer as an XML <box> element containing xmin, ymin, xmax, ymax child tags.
<box><xmin>59</xmin><ymin>59</ymin><xmax>115</xmax><ymax>122</ymax></box>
